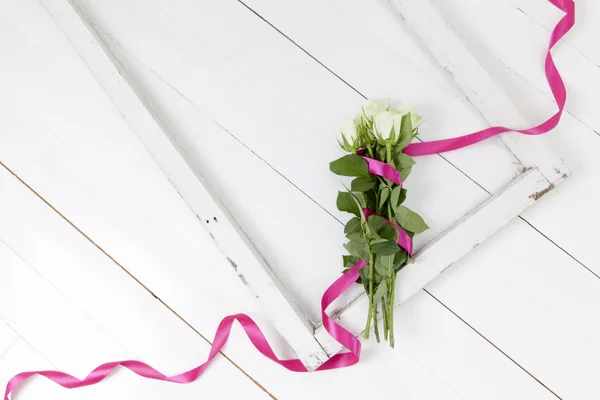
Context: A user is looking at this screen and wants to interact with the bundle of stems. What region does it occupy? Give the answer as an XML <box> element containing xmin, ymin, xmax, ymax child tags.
<box><xmin>330</xmin><ymin>99</ymin><xmax>428</xmax><ymax>346</ymax></box>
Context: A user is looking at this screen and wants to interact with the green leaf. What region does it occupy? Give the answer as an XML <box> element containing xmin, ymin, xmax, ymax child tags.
<box><xmin>364</xmin><ymin>189</ymin><xmax>377</xmax><ymax>211</ymax></box>
<box><xmin>351</xmin><ymin>176</ymin><xmax>376</xmax><ymax>192</ymax></box>
<box><xmin>358</xmin><ymin>265</ymin><xmax>370</xmax><ymax>290</ymax></box>
<box><xmin>343</xmin><ymin>255</ymin><xmax>360</xmax><ymax>270</ymax></box>
<box><xmin>393</xmin><ymin>251</ymin><xmax>408</xmax><ymax>267</ymax></box>
<box><xmin>378</xmin><ymin>187</ymin><xmax>390</xmax><ymax>213</ymax></box>
<box><xmin>367</xmin><ymin>215</ymin><xmax>397</xmax><ymax>242</ymax></box>
<box><xmin>372</xmin><ymin>240</ymin><xmax>401</xmax><ymax>256</ymax></box>
<box><xmin>346</xmin><ymin>232</ymin><xmax>363</xmax><ymax>243</ymax></box>
<box><xmin>330</xmin><ymin>155</ymin><xmax>370</xmax><ymax>178</ymax></box>
<box><xmin>399</xmin><ymin>166</ymin><xmax>412</xmax><ymax>181</ymax></box>
<box><xmin>344</xmin><ymin>217</ymin><xmax>361</xmax><ymax>235</ymax></box>
<box><xmin>344</xmin><ymin>238</ymin><xmax>370</xmax><ymax>260</ymax></box>
<box><xmin>372</xmin><ymin>280</ymin><xmax>388</xmax><ymax>303</ymax></box>
<box><xmin>395</xmin><ymin>153</ymin><xmax>416</xmax><ymax>170</ymax></box>
<box><xmin>336</xmin><ymin>191</ymin><xmax>361</xmax><ymax>216</ymax></box>
<box><xmin>396</xmin><ymin>113</ymin><xmax>413</xmax><ymax>150</ymax></box>
<box><xmin>367</xmin><ymin>215</ymin><xmax>388</xmax><ymax>233</ymax></box>
<box><xmin>394</xmin><ymin>205</ymin><xmax>429</xmax><ymax>233</ymax></box>
<box><xmin>390</xmin><ymin>186</ymin><xmax>407</xmax><ymax>208</ymax></box>
<box><xmin>374</xmin><ymin>255</ymin><xmax>393</xmax><ymax>278</ymax></box>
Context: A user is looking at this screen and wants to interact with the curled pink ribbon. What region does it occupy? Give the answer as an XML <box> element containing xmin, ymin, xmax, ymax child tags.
<box><xmin>404</xmin><ymin>0</ymin><xmax>574</xmax><ymax>156</ymax></box>
<box><xmin>361</xmin><ymin>156</ymin><xmax>403</xmax><ymax>186</ymax></box>
<box><xmin>363</xmin><ymin>208</ymin><xmax>413</xmax><ymax>256</ymax></box>
<box><xmin>4</xmin><ymin>261</ymin><xmax>368</xmax><ymax>399</ymax></box>
<box><xmin>4</xmin><ymin>0</ymin><xmax>574</xmax><ymax>397</ymax></box>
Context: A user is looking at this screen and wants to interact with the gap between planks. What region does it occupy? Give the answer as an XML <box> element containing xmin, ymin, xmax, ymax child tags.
<box><xmin>5</xmin><ymin>2</ymin><xmax>590</xmax><ymax>395</ymax></box>
<box><xmin>0</xmin><ymin>161</ymin><xmax>560</xmax><ymax>398</ymax></box>
<box><xmin>424</xmin><ymin>289</ymin><xmax>562</xmax><ymax>400</ymax></box>
<box><xmin>236</xmin><ymin>0</ymin><xmax>492</xmax><ymax>195</ymax></box>
<box><xmin>232</xmin><ymin>1</ymin><xmax>591</xmax><ymax>396</ymax></box>
<box><xmin>0</xmin><ymin>160</ymin><xmax>278</xmax><ymax>400</ymax></box>
<box><xmin>235</xmin><ymin>0</ymin><xmax>592</xmax><ymax>295</ymax></box>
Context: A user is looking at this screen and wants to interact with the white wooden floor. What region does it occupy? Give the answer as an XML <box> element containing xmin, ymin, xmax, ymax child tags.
<box><xmin>2</xmin><ymin>0</ymin><xmax>600</xmax><ymax>399</ymax></box>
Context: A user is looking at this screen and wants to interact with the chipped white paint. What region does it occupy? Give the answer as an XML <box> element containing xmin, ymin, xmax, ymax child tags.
<box><xmin>38</xmin><ymin>0</ymin><xmax>329</xmax><ymax>370</ymax></box>
<box><xmin>314</xmin><ymin>167</ymin><xmax>550</xmax><ymax>355</ymax></box>
<box><xmin>42</xmin><ymin>0</ymin><xmax>569</xmax><ymax>370</ymax></box>
<box><xmin>389</xmin><ymin>0</ymin><xmax>570</xmax><ymax>185</ymax></box>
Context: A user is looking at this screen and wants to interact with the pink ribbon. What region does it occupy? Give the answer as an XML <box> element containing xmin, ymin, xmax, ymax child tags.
<box><xmin>404</xmin><ymin>0</ymin><xmax>574</xmax><ymax>156</ymax></box>
<box><xmin>361</xmin><ymin>156</ymin><xmax>402</xmax><ymax>186</ymax></box>
<box><xmin>4</xmin><ymin>0</ymin><xmax>574</xmax><ymax>397</ymax></box>
<box><xmin>4</xmin><ymin>260</ymin><xmax>368</xmax><ymax>399</ymax></box>
<box><xmin>363</xmin><ymin>208</ymin><xmax>413</xmax><ymax>256</ymax></box>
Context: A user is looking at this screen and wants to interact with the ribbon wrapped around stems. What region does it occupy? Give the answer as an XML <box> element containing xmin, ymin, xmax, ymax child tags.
<box><xmin>4</xmin><ymin>0</ymin><xmax>574</xmax><ymax>397</ymax></box>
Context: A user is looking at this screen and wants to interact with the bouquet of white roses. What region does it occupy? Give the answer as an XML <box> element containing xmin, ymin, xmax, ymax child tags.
<box><xmin>330</xmin><ymin>99</ymin><xmax>428</xmax><ymax>347</ymax></box>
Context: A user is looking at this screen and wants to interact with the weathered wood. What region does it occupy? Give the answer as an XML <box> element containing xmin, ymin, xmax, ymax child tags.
<box><xmin>314</xmin><ymin>167</ymin><xmax>549</xmax><ymax>355</ymax></box>
<box><xmin>389</xmin><ymin>0</ymin><xmax>570</xmax><ymax>185</ymax></box>
<box><xmin>39</xmin><ymin>0</ymin><xmax>329</xmax><ymax>370</ymax></box>
<box><xmin>41</xmin><ymin>0</ymin><xmax>570</xmax><ymax>371</ymax></box>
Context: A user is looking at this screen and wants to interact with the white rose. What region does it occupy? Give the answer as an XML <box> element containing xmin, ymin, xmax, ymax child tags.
<box><xmin>395</xmin><ymin>104</ymin><xmax>423</xmax><ymax>129</ymax></box>
<box><xmin>362</xmin><ymin>98</ymin><xmax>390</xmax><ymax>120</ymax></box>
<box><xmin>340</xmin><ymin>118</ymin><xmax>358</xmax><ymax>142</ymax></box>
<box><xmin>338</xmin><ymin>118</ymin><xmax>360</xmax><ymax>152</ymax></box>
<box><xmin>374</xmin><ymin>111</ymin><xmax>402</xmax><ymax>142</ymax></box>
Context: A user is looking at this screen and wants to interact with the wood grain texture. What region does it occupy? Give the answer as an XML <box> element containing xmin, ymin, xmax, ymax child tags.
<box><xmin>0</xmin><ymin>162</ymin><xmax>272</xmax><ymax>399</ymax></box>
<box><xmin>72</xmin><ymin>0</ymin><xmax>540</xmax><ymax>326</ymax></box>
<box><xmin>0</xmin><ymin>163</ymin><xmax>559</xmax><ymax>399</ymax></box>
<box><xmin>2</xmin><ymin>0</ymin><xmax>599</xmax><ymax>398</ymax></box>
<box><xmin>39</xmin><ymin>0</ymin><xmax>330</xmax><ymax>370</ymax></box>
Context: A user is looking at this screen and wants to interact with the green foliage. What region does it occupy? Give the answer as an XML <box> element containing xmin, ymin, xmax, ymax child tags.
<box><xmin>394</xmin><ymin>205</ymin><xmax>429</xmax><ymax>233</ymax></box>
<box><xmin>351</xmin><ymin>176</ymin><xmax>376</xmax><ymax>192</ymax></box>
<box><xmin>331</xmin><ymin>101</ymin><xmax>428</xmax><ymax>348</ymax></box>
<box><xmin>372</xmin><ymin>240</ymin><xmax>401</xmax><ymax>256</ymax></box>
<box><xmin>343</xmin><ymin>237</ymin><xmax>370</xmax><ymax>260</ymax></box>
<box><xmin>390</xmin><ymin>186</ymin><xmax>407</xmax><ymax>209</ymax></box>
<box><xmin>336</xmin><ymin>191</ymin><xmax>362</xmax><ymax>216</ymax></box>
<box><xmin>330</xmin><ymin>154</ymin><xmax>370</xmax><ymax>178</ymax></box>
<box><xmin>396</xmin><ymin>113</ymin><xmax>413</xmax><ymax>150</ymax></box>
<box><xmin>344</xmin><ymin>217</ymin><xmax>361</xmax><ymax>235</ymax></box>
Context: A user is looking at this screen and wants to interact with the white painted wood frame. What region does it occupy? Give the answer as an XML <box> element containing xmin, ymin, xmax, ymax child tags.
<box><xmin>39</xmin><ymin>0</ymin><xmax>570</xmax><ymax>371</ymax></box>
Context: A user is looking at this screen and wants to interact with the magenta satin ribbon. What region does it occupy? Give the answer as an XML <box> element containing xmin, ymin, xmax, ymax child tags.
<box><xmin>404</xmin><ymin>0</ymin><xmax>574</xmax><ymax>156</ymax></box>
<box><xmin>4</xmin><ymin>1</ymin><xmax>574</xmax><ymax>397</ymax></box>
<box><xmin>362</xmin><ymin>157</ymin><xmax>402</xmax><ymax>186</ymax></box>
<box><xmin>363</xmin><ymin>208</ymin><xmax>413</xmax><ymax>256</ymax></box>
<box><xmin>4</xmin><ymin>260</ymin><xmax>368</xmax><ymax>400</ymax></box>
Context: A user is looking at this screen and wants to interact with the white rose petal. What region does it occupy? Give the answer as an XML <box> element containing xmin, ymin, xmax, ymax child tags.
<box><xmin>395</xmin><ymin>104</ymin><xmax>423</xmax><ymax>129</ymax></box>
<box><xmin>362</xmin><ymin>98</ymin><xmax>390</xmax><ymax>120</ymax></box>
<box><xmin>340</xmin><ymin>118</ymin><xmax>358</xmax><ymax>142</ymax></box>
<box><xmin>374</xmin><ymin>111</ymin><xmax>394</xmax><ymax>140</ymax></box>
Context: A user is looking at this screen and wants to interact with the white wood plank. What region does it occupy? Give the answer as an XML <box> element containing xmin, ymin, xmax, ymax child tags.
<box><xmin>0</xmin><ymin>1</ymin><xmax>568</xmax><ymax>397</ymax></box>
<box><xmin>238</xmin><ymin>0</ymin><xmax>524</xmax><ymax>192</ymax></box>
<box><xmin>0</xmin><ymin>167</ymin><xmax>271</xmax><ymax>399</ymax></box>
<box><xmin>432</xmin><ymin>0</ymin><xmax>600</xmax><ymax>136</ymax></box>
<box><xmin>71</xmin><ymin>0</ymin><xmax>538</xmax><ymax>322</ymax></box>
<box><xmin>78</xmin><ymin>0</ymin><xmax>498</xmax><ymax>224</ymax></box>
<box><xmin>315</xmin><ymin>167</ymin><xmax>550</xmax><ymax>354</ymax></box>
<box><xmin>426</xmin><ymin>216</ymin><xmax>600</xmax><ymax>399</ymax></box>
<box><xmin>0</xmin><ymin>321</ymin><xmax>18</xmax><ymax>362</ymax></box>
<box><xmin>0</xmin><ymin>192</ymin><xmax>560</xmax><ymax>400</ymax></box>
<box><xmin>389</xmin><ymin>0</ymin><xmax>568</xmax><ymax>184</ymax></box>
<box><xmin>513</xmin><ymin>0</ymin><xmax>600</xmax><ymax>66</ymax></box>
<box><xmin>426</xmin><ymin>0</ymin><xmax>600</xmax><ymax>276</ymax></box>
<box><xmin>38</xmin><ymin>0</ymin><xmax>329</xmax><ymax>370</ymax></box>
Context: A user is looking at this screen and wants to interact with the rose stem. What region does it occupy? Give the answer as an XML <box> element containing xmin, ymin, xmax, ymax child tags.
<box><xmin>389</xmin><ymin>270</ymin><xmax>396</xmax><ymax>348</ymax></box>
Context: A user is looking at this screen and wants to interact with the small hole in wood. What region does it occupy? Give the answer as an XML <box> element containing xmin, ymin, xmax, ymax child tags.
<box><xmin>206</xmin><ymin>220</ymin><xmax>210</xmax><ymax>224</ymax></box>
<box><xmin>213</xmin><ymin>217</ymin><xmax>218</xmax><ymax>222</ymax></box>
